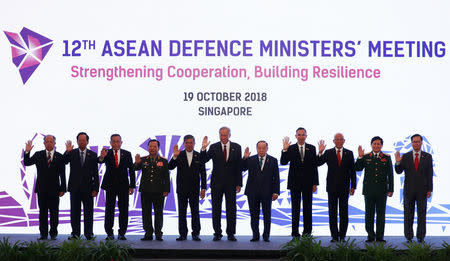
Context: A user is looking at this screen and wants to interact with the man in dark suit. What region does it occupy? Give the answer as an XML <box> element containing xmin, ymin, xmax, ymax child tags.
<box><xmin>395</xmin><ymin>134</ymin><xmax>433</xmax><ymax>243</ymax></box>
<box><xmin>169</xmin><ymin>135</ymin><xmax>206</xmax><ymax>241</ymax></box>
<box><xmin>63</xmin><ymin>132</ymin><xmax>99</xmax><ymax>240</ymax></box>
<box><xmin>317</xmin><ymin>133</ymin><xmax>356</xmax><ymax>242</ymax></box>
<box><xmin>98</xmin><ymin>134</ymin><xmax>136</xmax><ymax>240</ymax></box>
<box><xmin>24</xmin><ymin>135</ymin><xmax>66</xmax><ymax>240</ymax></box>
<box><xmin>134</xmin><ymin>139</ymin><xmax>170</xmax><ymax>241</ymax></box>
<box><xmin>280</xmin><ymin>127</ymin><xmax>319</xmax><ymax>238</ymax></box>
<box><xmin>355</xmin><ymin>136</ymin><xmax>393</xmax><ymax>243</ymax></box>
<box><xmin>200</xmin><ymin>127</ymin><xmax>243</xmax><ymax>241</ymax></box>
<box><xmin>242</xmin><ymin>141</ymin><xmax>280</xmax><ymax>242</ymax></box>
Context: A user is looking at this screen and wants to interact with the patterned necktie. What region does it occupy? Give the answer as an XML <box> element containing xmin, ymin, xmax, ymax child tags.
<box><xmin>114</xmin><ymin>150</ymin><xmax>119</xmax><ymax>168</ymax></box>
<box><xmin>80</xmin><ymin>151</ymin><xmax>84</xmax><ymax>166</ymax></box>
<box><xmin>414</xmin><ymin>153</ymin><xmax>419</xmax><ymax>171</ymax></box>
<box><xmin>337</xmin><ymin>149</ymin><xmax>341</xmax><ymax>166</ymax></box>
<box><xmin>300</xmin><ymin>146</ymin><xmax>304</xmax><ymax>162</ymax></box>
<box><xmin>259</xmin><ymin>157</ymin><xmax>264</xmax><ymax>170</ymax></box>
<box><xmin>47</xmin><ymin>151</ymin><xmax>52</xmax><ymax>167</ymax></box>
<box><xmin>223</xmin><ymin>145</ymin><xmax>227</xmax><ymax>162</ymax></box>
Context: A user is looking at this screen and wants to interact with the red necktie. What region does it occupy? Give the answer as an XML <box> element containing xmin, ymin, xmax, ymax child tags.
<box><xmin>414</xmin><ymin>152</ymin><xmax>419</xmax><ymax>171</ymax></box>
<box><xmin>337</xmin><ymin>149</ymin><xmax>341</xmax><ymax>166</ymax></box>
<box><xmin>114</xmin><ymin>150</ymin><xmax>119</xmax><ymax>168</ymax></box>
<box><xmin>47</xmin><ymin>152</ymin><xmax>52</xmax><ymax>167</ymax></box>
<box><xmin>223</xmin><ymin>145</ymin><xmax>227</xmax><ymax>162</ymax></box>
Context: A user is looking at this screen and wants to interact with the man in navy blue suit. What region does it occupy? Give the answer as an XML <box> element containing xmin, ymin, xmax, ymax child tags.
<box><xmin>242</xmin><ymin>141</ymin><xmax>280</xmax><ymax>242</ymax></box>
<box><xmin>63</xmin><ymin>132</ymin><xmax>99</xmax><ymax>240</ymax></box>
<box><xmin>24</xmin><ymin>135</ymin><xmax>66</xmax><ymax>240</ymax></box>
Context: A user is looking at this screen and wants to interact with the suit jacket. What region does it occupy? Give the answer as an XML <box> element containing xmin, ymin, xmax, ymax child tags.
<box><xmin>280</xmin><ymin>143</ymin><xmax>319</xmax><ymax>190</ymax></box>
<box><xmin>168</xmin><ymin>150</ymin><xmax>206</xmax><ymax>195</ymax></box>
<box><xmin>98</xmin><ymin>149</ymin><xmax>136</xmax><ymax>191</ymax></box>
<box><xmin>243</xmin><ymin>154</ymin><xmax>280</xmax><ymax>199</ymax></box>
<box><xmin>200</xmin><ymin>141</ymin><xmax>243</xmax><ymax>190</ymax></box>
<box><xmin>395</xmin><ymin>151</ymin><xmax>433</xmax><ymax>199</ymax></box>
<box><xmin>24</xmin><ymin>150</ymin><xmax>66</xmax><ymax>194</ymax></box>
<box><xmin>317</xmin><ymin>148</ymin><xmax>356</xmax><ymax>193</ymax></box>
<box><xmin>355</xmin><ymin>151</ymin><xmax>393</xmax><ymax>197</ymax></box>
<box><xmin>63</xmin><ymin>148</ymin><xmax>99</xmax><ymax>194</ymax></box>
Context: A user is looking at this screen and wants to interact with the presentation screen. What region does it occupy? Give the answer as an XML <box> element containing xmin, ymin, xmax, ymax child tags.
<box><xmin>1</xmin><ymin>0</ymin><xmax>449</xmax><ymax>236</ymax></box>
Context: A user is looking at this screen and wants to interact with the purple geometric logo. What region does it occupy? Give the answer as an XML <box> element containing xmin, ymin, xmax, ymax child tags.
<box><xmin>3</xmin><ymin>27</ymin><xmax>53</xmax><ymax>84</ymax></box>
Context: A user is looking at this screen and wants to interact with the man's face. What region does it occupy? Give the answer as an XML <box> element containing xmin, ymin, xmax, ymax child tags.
<box><xmin>44</xmin><ymin>136</ymin><xmax>55</xmax><ymax>151</ymax></box>
<box><xmin>110</xmin><ymin>136</ymin><xmax>122</xmax><ymax>150</ymax></box>
<box><xmin>77</xmin><ymin>134</ymin><xmax>88</xmax><ymax>150</ymax></box>
<box><xmin>219</xmin><ymin>129</ymin><xmax>230</xmax><ymax>144</ymax></box>
<box><xmin>184</xmin><ymin>138</ymin><xmax>194</xmax><ymax>152</ymax></box>
<box><xmin>333</xmin><ymin>134</ymin><xmax>345</xmax><ymax>149</ymax></box>
<box><xmin>371</xmin><ymin>140</ymin><xmax>383</xmax><ymax>153</ymax></box>
<box><xmin>148</xmin><ymin>141</ymin><xmax>159</xmax><ymax>156</ymax></box>
<box><xmin>412</xmin><ymin>136</ymin><xmax>422</xmax><ymax>151</ymax></box>
<box><xmin>256</xmin><ymin>142</ymin><xmax>268</xmax><ymax>157</ymax></box>
<box><xmin>295</xmin><ymin>129</ymin><xmax>307</xmax><ymax>145</ymax></box>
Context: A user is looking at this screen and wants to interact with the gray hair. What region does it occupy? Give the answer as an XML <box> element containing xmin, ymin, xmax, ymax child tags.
<box><xmin>219</xmin><ymin>126</ymin><xmax>231</xmax><ymax>134</ymax></box>
<box><xmin>43</xmin><ymin>135</ymin><xmax>56</xmax><ymax>142</ymax></box>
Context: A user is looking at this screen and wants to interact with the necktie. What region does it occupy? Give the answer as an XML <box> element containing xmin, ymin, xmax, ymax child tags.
<box><xmin>80</xmin><ymin>151</ymin><xmax>84</xmax><ymax>166</ymax></box>
<box><xmin>414</xmin><ymin>152</ymin><xmax>419</xmax><ymax>171</ymax></box>
<box><xmin>114</xmin><ymin>150</ymin><xmax>119</xmax><ymax>168</ymax></box>
<box><xmin>259</xmin><ymin>157</ymin><xmax>264</xmax><ymax>169</ymax></box>
<box><xmin>300</xmin><ymin>146</ymin><xmax>304</xmax><ymax>162</ymax></box>
<box><xmin>47</xmin><ymin>152</ymin><xmax>52</xmax><ymax>167</ymax></box>
<box><xmin>337</xmin><ymin>149</ymin><xmax>341</xmax><ymax>166</ymax></box>
<box><xmin>223</xmin><ymin>145</ymin><xmax>227</xmax><ymax>162</ymax></box>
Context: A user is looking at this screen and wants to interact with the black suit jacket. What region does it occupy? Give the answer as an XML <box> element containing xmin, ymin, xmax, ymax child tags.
<box><xmin>200</xmin><ymin>141</ymin><xmax>243</xmax><ymax>190</ymax></box>
<box><xmin>169</xmin><ymin>150</ymin><xmax>206</xmax><ymax>195</ymax></box>
<box><xmin>317</xmin><ymin>148</ymin><xmax>356</xmax><ymax>193</ymax></box>
<box><xmin>280</xmin><ymin>143</ymin><xmax>319</xmax><ymax>190</ymax></box>
<box><xmin>98</xmin><ymin>149</ymin><xmax>136</xmax><ymax>191</ymax></box>
<box><xmin>63</xmin><ymin>148</ymin><xmax>99</xmax><ymax>194</ymax></box>
<box><xmin>24</xmin><ymin>150</ymin><xmax>66</xmax><ymax>194</ymax></box>
<box><xmin>395</xmin><ymin>151</ymin><xmax>433</xmax><ymax>198</ymax></box>
<box><xmin>243</xmin><ymin>154</ymin><xmax>280</xmax><ymax>199</ymax></box>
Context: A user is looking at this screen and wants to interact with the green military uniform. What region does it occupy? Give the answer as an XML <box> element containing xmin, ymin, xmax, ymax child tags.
<box><xmin>134</xmin><ymin>155</ymin><xmax>170</xmax><ymax>238</ymax></box>
<box><xmin>355</xmin><ymin>151</ymin><xmax>393</xmax><ymax>241</ymax></box>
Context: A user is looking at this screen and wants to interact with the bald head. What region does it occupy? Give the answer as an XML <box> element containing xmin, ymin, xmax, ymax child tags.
<box><xmin>333</xmin><ymin>133</ymin><xmax>345</xmax><ymax>149</ymax></box>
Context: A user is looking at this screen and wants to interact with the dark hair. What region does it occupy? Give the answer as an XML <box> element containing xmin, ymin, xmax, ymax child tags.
<box><xmin>411</xmin><ymin>134</ymin><xmax>423</xmax><ymax>142</ymax></box>
<box><xmin>371</xmin><ymin>136</ymin><xmax>383</xmax><ymax>145</ymax></box>
<box><xmin>147</xmin><ymin>139</ymin><xmax>160</xmax><ymax>147</ymax></box>
<box><xmin>43</xmin><ymin>135</ymin><xmax>56</xmax><ymax>142</ymax></box>
<box><xmin>110</xmin><ymin>134</ymin><xmax>121</xmax><ymax>140</ymax></box>
<box><xmin>183</xmin><ymin>134</ymin><xmax>195</xmax><ymax>142</ymax></box>
<box><xmin>296</xmin><ymin>127</ymin><xmax>307</xmax><ymax>134</ymax></box>
<box><xmin>76</xmin><ymin>132</ymin><xmax>89</xmax><ymax>141</ymax></box>
<box><xmin>256</xmin><ymin>140</ymin><xmax>268</xmax><ymax>147</ymax></box>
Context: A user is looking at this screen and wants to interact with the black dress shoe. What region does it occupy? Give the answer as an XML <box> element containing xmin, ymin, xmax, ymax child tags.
<box><xmin>117</xmin><ymin>235</ymin><xmax>127</xmax><ymax>240</ymax></box>
<box><xmin>85</xmin><ymin>235</ymin><xmax>94</xmax><ymax>240</ymax></box>
<box><xmin>68</xmin><ymin>235</ymin><xmax>79</xmax><ymax>240</ymax></box>
<box><xmin>376</xmin><ymin>239</ymin><xmax>386</xmax><ymax>243</ymax></box>
<box><xmin>213</xmin><ymin>235</ymin><xmax>222</xmax><ymax>241</ymax></box>
<box><xmin>418</xmin><ymin>238</ymin><xmax>425</xmax><ymax>243</ymax></box>
<box><xmin>156</xmin><ymin>236</ymin><xmax>163</xmax><ymax>241</ymax></box>
<box><xmin>227</xmin><ymin>235</ymin><xmax>237</xmax><ymax>241</ymax></box>
<box><xmin>50</xmin><ymin>235</ymin><xmax>57</xmax><ymax>240</ymax></box>
<box><xmin>365</xmin><ymin>238</ymin><xmax>375</xmax><ymax>243</ymax></box>
<box><xmin>140</xmin><ymin>235</ymin><xmax>153</xmax><ymax>241</ymax></box>
<box><xmin>176</xmin><ymin>236</ymin><xmax>187</xmax><ymax>241</ymax></box>
<box><xmin>250</xmin><ymin>237</ymin><xmax>260</xmax><ymax>242</ymax></box>
<box><xmin>330</xmin><ymin>238</ymin><xmax>339</xmax><ymax>243</ymax></box>
<box><xmin>38</xmin><ymin>236</ymin><xmax>48</xmax><ymax>240</ymax></box>
<box><xmin>192</xmin><ymin>235</ymin><xmax>201</xmax><ymax>241</ymax></box>
<box><xmin>406</xmin><ymin>239</ymin><xmax>412</xmax><ymax>243</ymax></box>
<box><xmin>105</xmin><ymin>235</ymin><xmax>114</xmax><ymax>240</ymax></box>
<box><xmin>340</xmin><ymin>237</ymin><xmax>346</xmax><ymax>242</ymax></box>
<box><xmin>263</xmin><ymin>238</ymin><xmax>270</xmax><ymax>242</ymax></box>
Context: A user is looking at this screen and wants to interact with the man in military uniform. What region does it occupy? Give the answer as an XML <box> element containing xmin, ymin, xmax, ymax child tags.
<box><xmin>134</xmin><ymin>139</ymin><xmax>170</xmax><ymax>241</ymax></box>
<box><xmin>355</xmin><ymin>136</ymin><xmax>394</xmax><ymax>243</ymax></box>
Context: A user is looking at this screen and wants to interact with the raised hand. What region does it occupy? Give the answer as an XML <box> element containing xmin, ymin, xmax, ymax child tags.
<box><xmin>202</xmin><ymin>136</ymin><xmax>210</xmax><ymax>150</ymax></box>
<box><xmin>318</xmin><ymin>140</ymin><xmax>326</xmax><ymax>154</ymax></box>
<box><xmin>395</xmin><ymin>151</ymin><xmax>402</xmax><ymax>163</ymax></box>
<box><xmin>243</xmin><ymin>147</ymin><xmax>251</xmax><ymax>159</ymax></box>
<box><xmin>283</xmin><ymin>137</ymin><xmax>291</xmax><ymax>151</ymax></box>
<box><xmin>358</xmin><ymin>145</ymin><xmax>365</xmax><ymax>158</ymax></box>
<box><xmin>100</xmin><ymin>147</ymin><xmax>108</xmax><ymax>160</ymax></box>
<box><xmin>135</xmin><ymin>154</ymin><xmax>141</xmax><ymax>164</ymax></box>
<box><xmin>173</xmin><ymin>144</ymin><xmax>180</xmax><ymax>158</ymax></box>
<box><xmin>25</xmin><ymin>140</ymin><xmax>34</xmax><ymax>153</ymax></box>
<box><xmin>65</xmin><ymin>140</ymin><xmax>74</xmax><ymax>152</ymax></box>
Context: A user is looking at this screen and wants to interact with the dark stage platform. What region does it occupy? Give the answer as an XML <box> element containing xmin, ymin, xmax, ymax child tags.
<box><xmin>1</xmin><ymin>234</ymin><xmax>449</xmax><ymax>259</ymax></box>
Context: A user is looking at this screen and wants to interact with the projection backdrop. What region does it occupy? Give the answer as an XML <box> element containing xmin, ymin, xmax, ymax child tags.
<box><xmin>1</xmin><ymin>0</ymin><xmax>449</xmax><ymax>236</ymax></box>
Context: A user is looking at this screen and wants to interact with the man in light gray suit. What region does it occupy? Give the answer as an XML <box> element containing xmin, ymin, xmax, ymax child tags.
<box><xmin>395</xmin><ymin>134</ymin><xmax>433</xmax><ymax>243</ymax></box>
